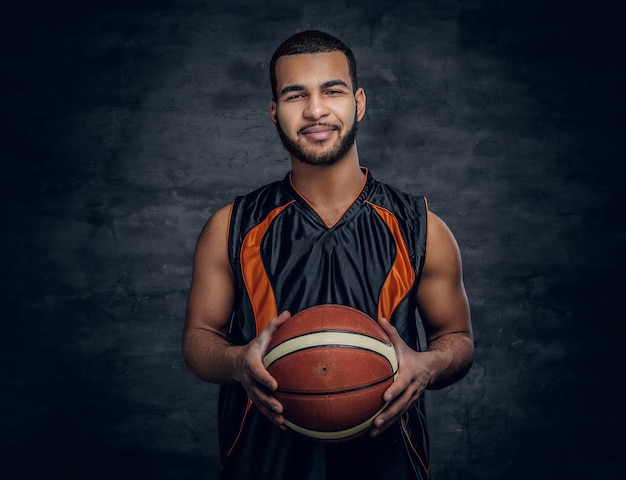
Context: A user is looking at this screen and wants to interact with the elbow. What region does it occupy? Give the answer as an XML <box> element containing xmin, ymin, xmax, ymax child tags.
<box><xmin>181</xmin><ymin>328</ymin><xmax>199</xmax><ymax>376</ymax></box>
<box><xmin>456</xmin><ymin>333</ymin><xmax>474</xmax><ymax>381</ymax></box>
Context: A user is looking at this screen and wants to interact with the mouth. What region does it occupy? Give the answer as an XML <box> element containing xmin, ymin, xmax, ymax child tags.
<box><xmin>298</xmin><ymin>123</ymin><xmax>340</xmax><ymax>141</ymax></box>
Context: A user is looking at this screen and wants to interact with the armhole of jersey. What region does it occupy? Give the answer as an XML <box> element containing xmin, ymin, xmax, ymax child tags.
<box><xmin>226</xmin><ymin>199</ymin><xmax>242</xmax><ymax>337</ymax></box>
<box><xmin>417</xmin><ymin>196</ymin><xmax>428</xmax><ymax>281</ymax></box>
<box><xmin>227</xmin><ymin>198</ymin><xmax>241</xmax><ymax>275</ymax></box>
<box><xmin>226</xmin><ymin>202</ymin><xmax>235</xmax><ymax>245</ymax></box>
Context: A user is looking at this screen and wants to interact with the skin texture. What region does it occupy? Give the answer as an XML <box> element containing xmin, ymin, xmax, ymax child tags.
<box><xmin>183</xmin><ymin>51</ymin><xmax>473</xmax><ymax>436</ymax></box>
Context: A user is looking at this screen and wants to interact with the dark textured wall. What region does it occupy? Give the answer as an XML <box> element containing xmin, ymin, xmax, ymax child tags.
<box><xmin>2</xmin><ymin>1</ymin><xmax>624</xmax><ymax>479</ymax></box>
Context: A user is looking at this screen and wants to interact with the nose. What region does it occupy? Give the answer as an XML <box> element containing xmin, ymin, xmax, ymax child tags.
<box><xmin>303</xmin><ymin>93</ymin><xmax>330</xmax><ymax>120</ymax></box>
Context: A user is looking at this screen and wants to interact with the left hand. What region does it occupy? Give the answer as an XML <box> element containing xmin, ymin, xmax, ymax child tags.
<box><xmin>370</xmin><ymin>318</ymin><xmax>433</xmax><ymax>437</ymax></box>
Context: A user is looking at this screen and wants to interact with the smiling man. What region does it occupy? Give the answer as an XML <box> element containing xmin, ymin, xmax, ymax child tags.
<box><xmin>183</xmin><ymin>30</ymin><xmax>473</xmax><ymax>480</ymax></box>
<box><xmin>271</xmin><ymin>50</ymin><xmax>362</xmax><ymax>167</ymax></box>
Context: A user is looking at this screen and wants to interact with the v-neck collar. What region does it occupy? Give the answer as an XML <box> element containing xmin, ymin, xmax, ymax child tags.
<box><xmin>285</xmin><ymin>167</ymin><xmax>372</xmax><ymax>229</ymax></box>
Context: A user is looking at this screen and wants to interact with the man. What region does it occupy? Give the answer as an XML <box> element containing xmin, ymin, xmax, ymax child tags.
<box><xmin>183</xmin><ymin>30</ymin><xmax>473</xmax><ymax>479</ymax></box>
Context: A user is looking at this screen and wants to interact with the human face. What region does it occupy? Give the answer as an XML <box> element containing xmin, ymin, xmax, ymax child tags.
<box><xmin>271</xmin><ymin>51</ymin><xmax>366</xmax><ymax>166</ymax></box>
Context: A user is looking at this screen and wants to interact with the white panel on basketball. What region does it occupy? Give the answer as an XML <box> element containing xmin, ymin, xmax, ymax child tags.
<box><xmin>263</xmin><ymin>331</ymin><xmax>398</xmax><ymax>373</ymax></box>
<box><xmin>284</xmin><ymin>402</ymin><xmax>390</xmax><ymax>441</ymax></box>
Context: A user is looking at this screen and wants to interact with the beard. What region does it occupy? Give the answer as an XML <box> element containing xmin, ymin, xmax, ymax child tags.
<box><xmin>276</xmin><ymin>111</ymin><xmax>358</xmax><ymax>166</ymax></box>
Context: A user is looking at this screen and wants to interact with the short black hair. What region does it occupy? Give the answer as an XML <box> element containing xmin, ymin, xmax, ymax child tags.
<box><xmin>270</xmin><ymin>30</ymin><xmax>358</xmax><ymax>101</ymax></box>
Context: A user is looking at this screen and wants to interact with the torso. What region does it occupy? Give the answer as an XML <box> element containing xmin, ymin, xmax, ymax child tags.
<box><xmin>218</xmin><ymin>169</ymin><xmax>431</xmax><ymax>480</ymax></box>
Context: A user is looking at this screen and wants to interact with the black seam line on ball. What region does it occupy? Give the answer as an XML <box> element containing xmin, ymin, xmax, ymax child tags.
<box><xmin>275</xmin><ymin>373</ymin><xmax>396</xmax><ymax>396</ymax></box>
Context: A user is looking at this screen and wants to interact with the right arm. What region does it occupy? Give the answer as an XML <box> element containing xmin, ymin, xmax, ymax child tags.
<box><xmin>182</xmin><ymin>203</ymin><xmax>289</xmax><ymax>427</ymax></box>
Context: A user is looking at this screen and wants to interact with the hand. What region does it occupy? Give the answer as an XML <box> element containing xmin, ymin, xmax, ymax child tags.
<box><xmin>237</xmin><ymin>311</ymin><xmax>291</xmax><ymax>429</ymax></box>
<box><xmin>370</xmin><ymin>317</ymin><xmax>432</xmax><ymax>437</ymax></box>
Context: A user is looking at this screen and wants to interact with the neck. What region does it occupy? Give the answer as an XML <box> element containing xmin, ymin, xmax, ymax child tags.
<box><xmin>289</xmin><ymin>147</ymin><xmax>366</xmax><ymax>225</ymax></box>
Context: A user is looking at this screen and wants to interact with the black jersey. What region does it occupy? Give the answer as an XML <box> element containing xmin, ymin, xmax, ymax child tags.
<box><xmin>220</xmin><ymin>169</ymin><xmax>430</xmax><ymax>479</ymax></box>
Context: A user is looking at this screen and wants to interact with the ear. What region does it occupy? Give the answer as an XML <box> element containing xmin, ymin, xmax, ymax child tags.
<box><xmin>270</xmin><ymin>100</ymin><xmax>278</xmax><ymax>127</ymax></box>
<box><xmin>355</xmin><ymin>88</ymin><xmax>366</xmax><ymax>122</ymax></box>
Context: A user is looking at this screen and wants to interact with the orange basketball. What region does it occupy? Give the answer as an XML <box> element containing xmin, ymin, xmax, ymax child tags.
<box><xmin>263</xmin><ymin>304</ymin><xmax>398</xmax><ymax>441</ymax></box>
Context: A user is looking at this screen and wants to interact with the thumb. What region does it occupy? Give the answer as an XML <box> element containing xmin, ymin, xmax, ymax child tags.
<box><xmin>265</xmin><ymin>310</ymin><xmax>291</xmax><ymax>336</ymax></box>
<box><xmin>378</xmin><ymin>317</ymin><xmax>399</xmax><ymax>344</ymax></box>
<box><xmin>378</xmin><ymin>317</ymin><xmax>408</xmax><ymax>360</ymax></box>
<box><xmin>257</xmin><ymin>311</ymin><xmax>291</xmax><ymax>350</ymax></box>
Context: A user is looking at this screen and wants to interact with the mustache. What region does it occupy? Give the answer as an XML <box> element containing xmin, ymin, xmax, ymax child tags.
<box><xmin>297</xmin><ymin>122</ymin><xmax>340</xmax><ymax>135</ymax></box>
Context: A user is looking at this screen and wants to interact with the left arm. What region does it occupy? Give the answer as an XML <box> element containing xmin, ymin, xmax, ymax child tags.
<box><xmin>371</xmin><ymin>210</ymin><xmax>473</xmax><ymax>436</ymax></box>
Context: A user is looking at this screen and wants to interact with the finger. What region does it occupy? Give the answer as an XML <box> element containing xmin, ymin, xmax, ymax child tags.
<box><xmin>257</xmin><ymin>311</ymin><xmax>292</xmax><ymax>350</ymax></box>
<box><xmin>377</xmin><ymin>394</ymin><xmax>407</xmax><ymax>426</ymax></box>
<box><xmin>247</xmin><ymin>311</ymin><xmax>292</xmax><ymax>390</ymax></box>
<box><xmin>378</xmin><ymin>317</ymin><xmax>401</xmax><ymax>346</ymax></box>
<box><xmin>370</xmin><ymin>408</ymin><xmax>400</xmax><ymax>437</ymax></box>
<box><xmin>245</xmin><ymin>350</ymin><xmax>281</xmax><ymax>391</ymax></box>
<box><xmin>378</xmin><ymin>318</ymin><xmax>405</xmax><ymax>402</ymax></box>
<box><xmin>263</xmin><ymin>310</ymin><xmax>292</xmax><ymax>336</ymax></box>
<box><xmin>250</xmin><ymin>384</ymin><xmax>284</xmax><ymax>415</ymax></box>
<box><xmin>246</xmin><ymin>384</ymin><xmax>286</xmax><ymax>428</ymax></box>
<box><xmin>382</xmin><ymin>364</ymin><xmax>410</xmax><ymax>402</ymax></box>
<box><xmin>370</xmin><ymin>389</ymin><xmax>418</xmax><ymax>437</ymax></box>
<box><xmin>253</xmin><ymin>399</ymin><xmax>286</xmax><ymax>428</ymax></box>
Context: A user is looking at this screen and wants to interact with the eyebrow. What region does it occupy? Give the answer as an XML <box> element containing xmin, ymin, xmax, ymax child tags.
<box><xmin>279</xmin><ymin>79</ymin><xmax>350</xmax><ymax>97</ymax></box>
<box><xmin>321</xmin><ymin>79</ymin><xmax>350</xmax><ymax>89</ymax></box>
<box><xmin>279</xmin><ymin>85</ymin><xmax>305</xmax><ymax>96</ymax></box>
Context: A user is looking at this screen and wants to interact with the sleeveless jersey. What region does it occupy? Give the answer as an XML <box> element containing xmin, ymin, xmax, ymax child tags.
<box><xmin>220</xmin><ymin>169</ymin><xmax>430</xmax><ymax>479</ymax></box>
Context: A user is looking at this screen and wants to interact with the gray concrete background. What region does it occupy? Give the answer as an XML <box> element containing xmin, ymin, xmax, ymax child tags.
<box><xmin>1</xmin><ymin>0</ymin><xmax>624</xmax><ymax>478</ymax></box>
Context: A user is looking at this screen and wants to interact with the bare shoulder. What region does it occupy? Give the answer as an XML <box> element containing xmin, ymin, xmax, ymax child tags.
<box><xmin>423</xmin><ymin>210</ymin><xmax>463</xmax><ymax>277</ymax></box>
<box><xmin>418</xmin><ymin>210</ymin><xmax>470</xmax><ymax>340</ymax></box>
<box><xmin>197</xmin><ymin>203</ymin><xmax>233</xmax><ymax>246</ymax></box>
<box><xmin>186</xmin><ymin>202</ymin><xmax>236</xmax><ymax>335</ymax></box>
<box><xmin>193</xmin><ymin>203</ymin><xmax>234</xmax><ymax>264</ymax></box>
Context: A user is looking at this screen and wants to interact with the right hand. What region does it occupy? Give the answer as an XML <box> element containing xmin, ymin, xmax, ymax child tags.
<box><xmin>237</xmin><ymin>310</ymin><xmax>291</xmax><ymax>429</ymax></box>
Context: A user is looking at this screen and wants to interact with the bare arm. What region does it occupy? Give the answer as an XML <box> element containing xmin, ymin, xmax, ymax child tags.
<box><xmin>183</xmin><ymin>203</ymin><xmax>240</xmax><ymax>383</ymax></box>
<box><xmin>182</xmin><ymin>204</ymin><xmax>289</xmax><ymax>427</ymax></box>
<box><xmin>415</xmin><ymin>210</ymin><xmax>474</xmax><ymax>389</ymax></box>
<box><xmin>372</xmin><ymin>210</ymin><xmax>473</xmax><ymax>435</ymax></box>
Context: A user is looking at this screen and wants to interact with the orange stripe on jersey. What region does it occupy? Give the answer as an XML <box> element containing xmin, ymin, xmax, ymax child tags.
<box><xmin>240</xmin><ymin>201</ymin><xmax>295</xmax><ymax>335</ymax></box>
<box><xmin>365</xmin><ymin>201</ymin><xmax>416</xmax><ymax>321</ymax></box>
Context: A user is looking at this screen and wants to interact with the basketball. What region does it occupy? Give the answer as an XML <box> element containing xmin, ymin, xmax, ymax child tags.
<box><xmin>263</xmin><ymin>304</ymin><xmax>398</xmax><ymax>441</ymax></box>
